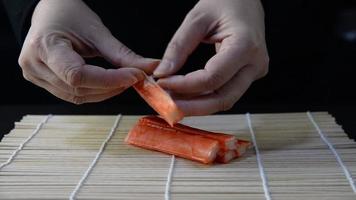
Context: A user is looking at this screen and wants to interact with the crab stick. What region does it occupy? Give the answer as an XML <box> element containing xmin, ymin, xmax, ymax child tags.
<box><xmin>125</xmin><ymin>117</ymin><xmax>219</xmax><ymax>164</ymax></box>
<box><xmin>236</xmin><ymin>139</ymin><xmax>252</xmax><ymax>156</ymax></box>
<box><xmin>140</xmin><ymin>116</ymin><xmax>237</xmax><ymax>151</ymax></box>
<box><xmin>216</xmin><ymin>150</ymin><xmax>238</xmax><ymax>163</ymax></box>
<box><xmin>216</xmin><ymin>140</ymin><xmax>252</xmax><ymax>163</ymax></box>
<box><xmin>134</xmin><ymin>74</ymin><xmax>184</xmax><ymax>126</ymax></box>
<box><xmin>126</xmin><ymin>116</ymin><xmax>251</xmax><ymax>164</ymax></box>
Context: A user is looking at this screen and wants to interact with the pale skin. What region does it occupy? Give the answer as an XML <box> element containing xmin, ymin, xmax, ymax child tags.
<box><xmin>19</xmin><ymin>0</ymin><xmax>159</xmax><ymax>104</ymax></box>
<box><xmin>19</xmin><ymin>0</ymin><xmax>269</xmax><ymax>115</ymax></box>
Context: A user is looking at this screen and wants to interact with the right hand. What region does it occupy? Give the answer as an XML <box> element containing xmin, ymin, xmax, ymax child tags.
<box><xmin>19</xmin><ymin>0</ymin><xmax>158</xmax><ymax>104</ymax></box>
<box><xmin>154</xmin><ymin>0</ymin><xmax>269</xmax><ymax>116</ymax></box>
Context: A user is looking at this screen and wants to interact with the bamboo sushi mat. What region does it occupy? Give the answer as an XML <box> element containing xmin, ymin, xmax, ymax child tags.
<box><xmin>0</xmin><ymin>112</ymin><xmax>356</xmax><ymax>200</ymax></box>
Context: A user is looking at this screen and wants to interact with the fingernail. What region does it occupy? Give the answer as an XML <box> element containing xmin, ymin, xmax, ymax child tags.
<box><xmin>156</xmin><ymin>75</ymin><xmax>180</xmax><ymax>89</ymax></box>
<box><xmin>143</xmin><ymin>58</ymin><xmax>161</xmax><ymax>64</ymax></box>
<box><xmin>139</xmin><ymin>58</ymin><xmax>161</xmax><ymax>69</ymax></box>
<box><xmin>153</xmin><ymin>59</ymin><xmax>174</xmax><ymax>77</ymax></box>
<box><xmin>135</xmin><ymin>58</ymin><xmax>160</xmax><ymax>75</ymax></box>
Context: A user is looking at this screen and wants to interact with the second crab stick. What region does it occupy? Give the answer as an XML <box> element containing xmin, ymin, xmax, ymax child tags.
<box><xmin>133</xmin><ymin>74</ymin><xmax>184</xmax><ymax>126</ymax></box>
<box><xmin>216</xmin><ymin>139</ymin><xmax>252</xmax><ymax>163</ymax></box>
<box><xmin>141</xmin><ymin>116</ymin><xmax>237</xmax><ymax>151</ymax></box>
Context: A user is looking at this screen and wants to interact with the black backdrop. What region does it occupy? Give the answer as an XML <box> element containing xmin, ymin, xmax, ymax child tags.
<box><xmin>0</xmin><ymin>1</ymin><xmax>355</xmax><ymax>137</ymax></box>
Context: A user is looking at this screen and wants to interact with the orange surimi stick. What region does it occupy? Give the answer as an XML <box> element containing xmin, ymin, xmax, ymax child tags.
<box><xmin>141</xmin><ymin>116</ymin><xmax>237</xmax><ymax>151</ymax></box>
<box><xmin>134</xmin><ymin>74</ymin><xmax>184</xmax><ymax>126</ymax></box>
<box><xmin>125</xmin><ymin>117</ymin><xmax>219</xmax><ymax>164</ymax></box>
<box><xmin>126</xmin><ymin>116</ymin><xmax>251</xmax><ymax>164</ymax></box>
<box><xmin>216</xmin><ymin>150</ymin><xmax>238</xmax><ymax>163</ymax></box>
<box><xmin>216</xmin><ymin>139</ymin><xmax>252</xmax><ymax>163</ymax></box>
<box><xmin>236</xmin><ymin>139</ymin><xmax>252</xmax><ymax>156</ymax></box>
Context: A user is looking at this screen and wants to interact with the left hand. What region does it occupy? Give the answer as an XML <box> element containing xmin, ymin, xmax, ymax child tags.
<box><xmin>154</xmin><ymin>0</ymin><xmax>269</xmax><ymax>116</ymax></box>
<box><xmin>19</xmin><ymin>0</ymin><xmax>158</xmax><ymax>105</ymax></box>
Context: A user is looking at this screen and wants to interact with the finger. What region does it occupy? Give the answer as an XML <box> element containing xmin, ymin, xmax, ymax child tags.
<box><xmin>169</xmin><ymin>90</ymin><xmax>214</xmax><ymax>100</ymax></box>
<box><xmin>56</xmin><ymin>87</ymin><xmax>126</xmax><ymax>104</ymax></box>
<box><xmin>41</xmin><ymin>39</ymin><xmax>146</xmax><ymax>89</ymax></box>
<box><xmin>61</xmin><ymin>88</ymin><xmax>126</xmax><ymax>104</ymax></box>
<box><xmin>174</xmin><ymin>66</ymin><xmax>257</xmax><ymax>116</ymax></box>
<box><xmin>25</xmin><ymin>61</ymin><xmax>128</xmax><ymax>96</ymax></box>
<box><xmin>24</xmin><ymin>73</ymin><xmax>126</xmax><ymax>104</ymax></box>
<box><xmin>59</xmin><ymin>64</ymin><xmax>146</xmax><ymax>89</ymax></box>
<box><xmin>153</xmin><ymin>10</ymin><xmax>209</xmax><ymax>77</ymax></box>
<box><xmin>92</xmin><ymin>29</ymin><xmax>160</xmax><ymax>73</ymax></box>
<box><xmin>157</xmin><ymin>38</ymin><xmax>251</xmax><ymax>94</ymax></box>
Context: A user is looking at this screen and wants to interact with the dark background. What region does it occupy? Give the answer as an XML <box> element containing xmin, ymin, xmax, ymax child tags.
<box><xmin>0</xmin><ymin>1</ymin><xmax>355</xmax><ymax>139</ymax></box>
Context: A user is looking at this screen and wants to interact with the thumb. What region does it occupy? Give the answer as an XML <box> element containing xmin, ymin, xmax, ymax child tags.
<box><xmin>94</xmin><ymin>30</ymin><xmax>159</xmax><ymax>74</ymax></box>
<box><xmin>153</xmin><ymin>11</ymin><xmax>208</xmax><ymax>78</ymax></box>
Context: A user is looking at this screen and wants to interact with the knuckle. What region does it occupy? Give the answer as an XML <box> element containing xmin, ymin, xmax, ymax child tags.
<box><xmin>261</xmin><ymin>56</ymin><xmax>270</xmax><ymax>77</ymax></box>
<box><xmin>117</xmin><ymin>44</ymin><xmax>131</xmax><ymax>56</ymax></box>
<box><xmin>27</xmin><ymin>36</ymin><xmax>42</xmax><ymax>49</ymax></box>
<box><xmin>22</xmin><ymin>72</ymin><xmax>32</xmax><ymax>82</ymax></box>
<box><xmin>70</xmin><ymin>95</ymin><xmax>85</xmax><ymax>105</ymax></box>
<box><xmin>243</xmin><ymin>39</ymin><xmax>259</xmax><ymax>55</ymax></box>
<box><xmin>113</xmin><ymin>45</ymin><xmax>137</xmax><ymax>66</ymax></box>
<box><xmin>64</xmin><ymin>66</ymin><xmax>83</xmax><ymax>87</ymax></box>
<box><xmin>72</xmin><ymin>87</ymin><xmax>93</xmax><ymax>97</ymax></box>
<box><xmin>72</xmin><ymin>88</ymin><xmax>84</xmax><ymax>96</ymax></box>
<box><xmin>233</xmin><ymin>36</ymin><xmax>259</xmax><ymax>55</ymax></box>
<box><xmin>257</xmin><ymin>54</ymin><xmax>270</xmax><ymax>79</ymax></box>
<box><xmin>167</xmin><ymin>40</ymin><xmax>184</xmax><ymax>54</ymax></box>
<box><xmin>219</xmin><ymin>97</ymin><xmax>235</xmax><ymax>112</ymax></box>
<box><xmin>22</xmin><ymin>72</ymin><xmax>40</xmax><ymax>86</ymax></box>
<box><xmin>186</xmin><ymin>9</ymin><xmax>199</xmax><ymax>20</ymax></box>
<box><xmin>18</xmin><ymin>54</ymin><xmax>30</xmax><ymax>69</ymax></box>
<box><xmin>186</xmin><ymin>9</ymin><xmax>207</xmax><ymax>27</ymax></box>
<box><xmin>264</xmin><ymin>54</ymin><xmax>270</xmax><ymax>65</ymax></box>
<box><xmin>27</xmin><ymin>36</ymin><xmax>47</xmax><ymax>60</ymax></box>
<box><xmin>260</xmin><ymin>65</ymin><xmax>269</xmax><ymax>78</ymax></box>
<box><xmin>204</xmin><ymin>72</ymin><xmax>225</xmax><ymax>91</ymax></box>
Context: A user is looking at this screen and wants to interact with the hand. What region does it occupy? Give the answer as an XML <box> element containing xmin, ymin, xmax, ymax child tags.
<box><xmin>154</xmin><ymin>0</ymin><xmax>269</xmax><ymax>116</ymax></box>
<box><xmin>19</xmin><ymin>0</ymin><xmax>158</xmax><ymax>104</ymax></box>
